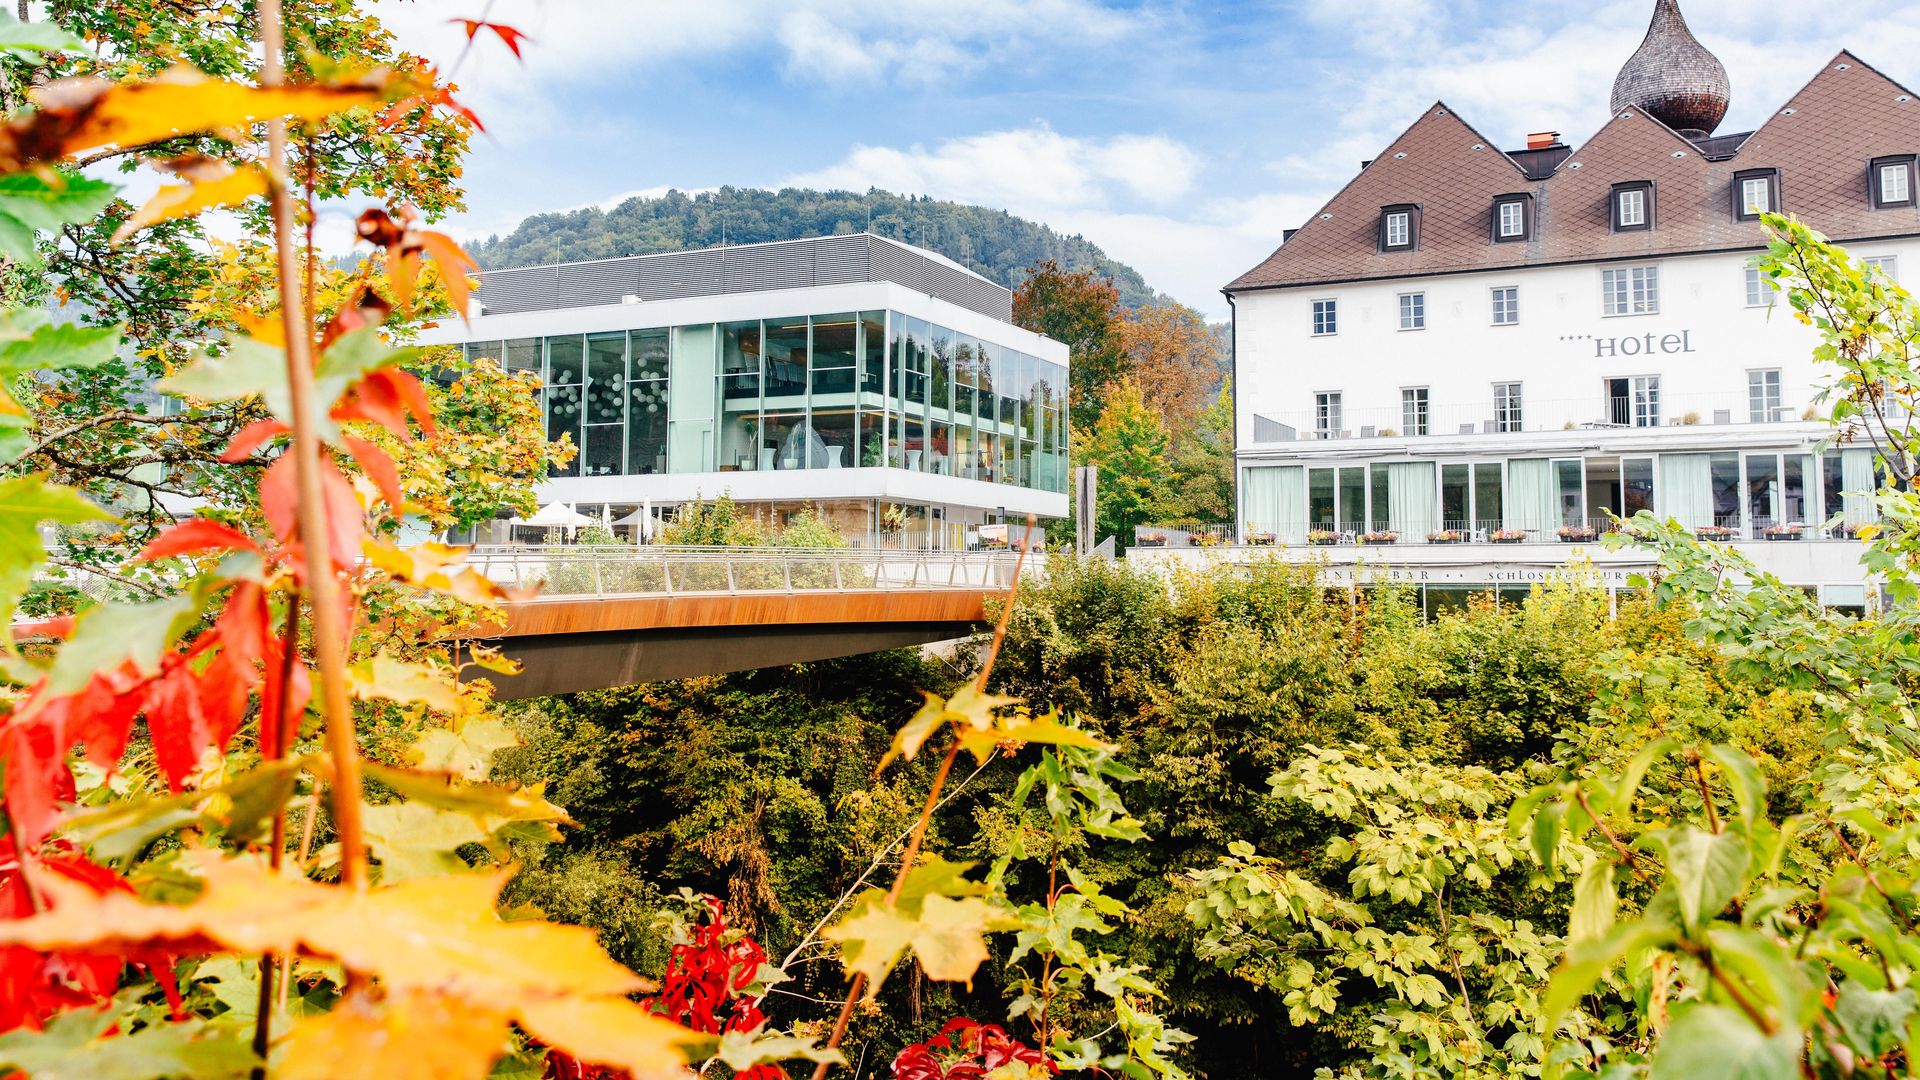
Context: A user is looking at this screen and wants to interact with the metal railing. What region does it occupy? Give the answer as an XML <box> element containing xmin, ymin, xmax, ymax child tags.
<box><xmin>463</xmin><ymin>545</ymin><xmax>1023</xmax><ymax>597</ymax></box>
<box><xmin>1252</xmin><ymin>391</ymin><xmax>1816</xmax><ymax>443</ymax></box>
<box><xmin>1220</xmin><ymin>514</ymin><xmax>1870</xmax><ymax>548</ymax></box>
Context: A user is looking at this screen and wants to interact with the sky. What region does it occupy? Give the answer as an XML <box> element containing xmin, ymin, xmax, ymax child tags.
<box><xmin>367</xmin><ymin>0</ymin><xmax>1920</xmax><ymax>319</ymax></box>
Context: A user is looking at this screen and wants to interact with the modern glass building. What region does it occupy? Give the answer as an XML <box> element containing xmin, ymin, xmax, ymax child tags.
<box><xmin>423</xmin><ymin>235</ymin><xmax>1070</xmax><ymax>547</ymax></box>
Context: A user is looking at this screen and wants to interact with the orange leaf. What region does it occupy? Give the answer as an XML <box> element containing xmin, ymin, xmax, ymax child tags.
<box><xmin>341</xmin><ymin>435</ymin><xmax>405</xmax><ymax>511</ymax></box>
<box><xmin>417</xmin><ymin>230</ymin><xmax>477</xmax><ymax>317</ymax></box>
<box><xmin>517</xmin><ymin>996</ymin><xmax>698</xmax><ymax>1080</ymax></box>
<box><xmin>451</xmin><ymin>19</ymin><xmax>532</xmax><ymax>60</ymax></box>
<box><xmin>111</xmin><ymin>162</ymin><xmax>267</xmax><ymax>243</ymax></box>
<box><xmin>261</xmin><ymin>454</ymin><xmax>363</xmax><ymax>568</ymax></box>
<box><xmin>278</xmin><ymin>989</ymin><xmax>512</xmax><ymax>1080</ymax></box>
<box><xmin>30</xmin><ymin>71</ymin><xmax>385</xmax><ymax>160</ymax></box>
<box><xmin>136</xmin><ymin>519</ymin><xmax>260</xmax><ymax>562</ymax></box>
<box><xmin>220</xmin><ymin>418</ymin><xmax>289</xmax><ymax>461</ymax></box>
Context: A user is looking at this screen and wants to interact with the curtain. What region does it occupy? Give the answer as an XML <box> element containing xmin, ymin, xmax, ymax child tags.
<box><xmin>1506</xmin><ymin>459</ymin><xmax>1557</xmax><ymax>534</ymax></box>
<box><xmin>1842</xmin><ymin>448</ymin><xmax>1876</xmax><ymax>523</ymax></box>
<box><xmin>1659</xmin><ymin>454</ymin><xmax>1713</xmax><ymax>529</ymax></box>
<box><xmin>1242</xmin><ymin>466</ymin><xmax>1306</xmax><ymax>542</ymax></box>
<box><xmin>1387</xmin><ymin>462</ymin><xmax>1437</xmax><ymax>538</ymax></box>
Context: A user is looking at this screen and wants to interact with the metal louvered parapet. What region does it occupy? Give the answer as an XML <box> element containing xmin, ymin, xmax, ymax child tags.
<box><xmin>474</xmin><ymin>233</ymin><xmax>1013</xmax><ymax>322</ymax></box>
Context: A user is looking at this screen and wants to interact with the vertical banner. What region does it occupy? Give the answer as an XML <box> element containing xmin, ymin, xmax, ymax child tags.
<box><xmin>1072</xmin><ymin>465</ymin><xmax>1097</xmax><ymax>555</ymax></box>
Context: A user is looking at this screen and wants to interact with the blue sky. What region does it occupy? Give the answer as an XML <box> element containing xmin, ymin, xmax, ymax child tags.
<box><xmin>372</xmin><ymin>0</ymin><xmax>1920</xmax><ymax>318</ymax></box>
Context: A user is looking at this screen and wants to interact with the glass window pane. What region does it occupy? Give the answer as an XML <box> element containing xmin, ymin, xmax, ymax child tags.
<box><xmin>811</xmin><ymin>407</ymin><xmax>854</xmax><ymax>470</ymax></box>
<box><xmin>467</xmin><ymin>340</ymin><xmax>503</xmax><ymax>367</ymax></box>
<box><xmin>1746</xmin><ymin>453</ymin><xmax>1780</xmax><ymax>532</ymax></box>
<box><xmin>583</xmin><ymin>424</ymin><xmax>622</xmax><ymax>477</ymax></box>
<box><xmin>1473</xmin><ymin>463</ymin><xmax>1503</xmax><ymax>529</ymax></box>
<box><xmin>764</xmin><ymin>316</ymin><xmax>807</xmax><ymax>399</ymax></box>
<box><xmin>630</xmin><ymin>328</ymin><xmax>669</xmax><ymax>381</ymax></box>
<box><xmin>1624</xmin><ymin>458</ymin><xmax>1655</xmax><ymax>516</ymax></box>
<box><xmin>810</xmin><ymin>314</ymin><xmax>858</xmax><ymax>395</ymax></box>
<box><xmin>1339</xmin><ymin>466</ymin><xmax>1365</xmax><ymax>532</ymax></box>
<box><xmin>720</xmin><ymin>320</ymin><xmax>762</xmax><ymax>470</ymax></box>
<box><xmin>547</xmin><ymin>336</ymin><xmax>583</xmax><ymax>385</ymax></box>
<box><xmin>1309</xmin><ymin>468</ymin><xmax>1335</xmax><ymax>529</ymax></box>
<box><xmin>505</xmin><ymin>338</ymin><xmax>540</xmax><ymax>373</ymax></box>
<box><xmin>1555</xmin><ymin>459</ymin><xmax>1585</xmax><ymax>526</ymax></box>
<box><xmin>627</xmin><ymin>381</ymin><xmax>667</xmax><ymax>475</ymax></box>
<box><xmin>859</xmin><ymin>311</ymin><xmax>887</xmax><ymax>396</ymax></box>
<box><xmin>1710</xmin><ymin>453</ymin><xmax>1741</xmax><ymax>528</ymax></box>
<box><xmin>545</xmin><ymin>384</ymin><xmax>581</xmax><ymax>477</ymax></box>
<box><xmin>586</xmin><ymin>332</ymin><xmax>626</xmax><ymax>425</ymax></box>
<box><xmin>1441</xmin><ymin>464</ymin><xmax>1469</xmax><ymax>527</ymax></box>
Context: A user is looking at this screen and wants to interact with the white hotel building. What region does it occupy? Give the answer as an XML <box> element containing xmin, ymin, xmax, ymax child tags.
<box><xmin>1224</xmin><ymin>0</ymin><xmax>1920</xmax><ymax>610</ymax></box>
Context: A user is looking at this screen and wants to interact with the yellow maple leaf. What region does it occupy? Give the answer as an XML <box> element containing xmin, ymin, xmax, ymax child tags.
<box><xmin>277</xmin><ymin>989</ymin><xmax>511</xmax><ymax>1080</ymax></box>
<box><xmin>112</xmin><ymin>163</ymin><xmax>268</xmax><ymax>244</ymax></box>
<box><xmin>348</xmin><ymin>653</ymin><xmax>466</xmax><ymax>714</ymax></box>
<box><xmin>953</xmin><ymin>708</ymin><xmax>1113</xmax><ymax>766</ymax></box>
<box><xmin>875</xmin><ymin>686</ymin><xmax>1024</xmax><ymax>774</ymax></box>
<box><xmin>35</xmin><ymin>70</ymin><xmax>385</xmax><ymax>159</ymax></box>
<box><xmin>516</xmin><ymin>996</ymin><xmax>702</xmax><ymax>1080</ymax></box>
<box><xmin>363</xmin><ymin>538</ymin><xmax>507</xmax><ymax>605</ymax></box>
<box><xmin>821</xmin><ymin>859</ymin><xmax>997</xmax><ymax>997</ymax></box>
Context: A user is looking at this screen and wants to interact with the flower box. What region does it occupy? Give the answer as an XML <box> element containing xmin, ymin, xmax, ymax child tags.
<box><xmin>1247</xmin><ymin>532</ymin><xmax>1276</xmax><ymax>546</ymax></box>
<box><xmin>1135</xmin><ymin>534</ymin><xmax>1166</xmax><ymax>548</ymax></box>
<box><xmin>1307</xmin><ymin>531</ymin><xmax>1341</xmax><ymax>547</ymax></box>
<box><xmin>1490</xmin><ymin>530</ymin><xmax>1527</xmax><ymax>545</ymax></box>
<box><xmin>1358</xmin><ymin>531</ymin><xmax>1399</xmax><ymax>546</ymax></box>
<box><xmin>1557</xmin><ymin>526</ymin><xmax>1599</xmax><ymax>543</ymax></box>
<box><xmin>1425</xmin><ymin>530</ymin><xmax>1466</xmax><ymax>544</ymax></box>
<box><xmin>1694</xmin><ymin>526</ymin><xmax>1734</xmax><ymax>541</ymax></box>
<box><xmin>1763</xmin><ymin>525</ymin><xmax>1804</xmax><ymax>541</ymax></box>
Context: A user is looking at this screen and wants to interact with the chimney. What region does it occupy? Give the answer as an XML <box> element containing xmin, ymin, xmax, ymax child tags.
<box><xmin>1526</xmin><ymin>131</ymin><xmax>1562</xmax><ymax>150</ymax></box>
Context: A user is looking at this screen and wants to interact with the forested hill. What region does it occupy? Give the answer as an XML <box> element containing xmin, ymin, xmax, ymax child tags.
<box><xmin>469</xmin><ymin>186</ymin><xmax>1168</xmax><ymax>310</ymax></box>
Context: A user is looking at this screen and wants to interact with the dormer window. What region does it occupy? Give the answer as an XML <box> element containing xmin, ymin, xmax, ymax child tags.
<box><xmin>1492</xmin><ymin>194</ymin><xmax>1532</xmax><ymax>242</ymax></box>
<box><xmin>1871</xmin><ymin>156</ymin><xmax>1916</xmax><ymax>209</ymax></box>
<box><xmin>1378</xmin><ymin>204</ymin><xmax>1419</xmax><ymax>251</ymax></box>
<box><xmin>1611</xmin><ymin>182</ymin><xmax>1654</xmax><ymax>232</ymax></box>
<box><xmin>1733</xmin><ymin>168</ymin><xmax>1780</xmax><ymax>220</ymax></box>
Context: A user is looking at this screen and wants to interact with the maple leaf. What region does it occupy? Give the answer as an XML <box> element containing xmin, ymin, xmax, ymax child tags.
<box><xmin>0</xmin><ymin>475</ymin><xmax>112</xmax><ymax>646</ymax></box>
<box><xmin>363</xmin><ymin>539</ymin><xmax>506</xmax><ymax>604</ymax></box>
<box><xmin>360</xmin><ymin>801</ymin><xmax>492</xmax><ymax>881</ymax></box>
<box><xmin>515</xmin><ymin>996</ymin><xmax>700</xmax><ymax>1080</ymax></box>
<box><xmin>111</xmin><ymin>161</ymin><xmax>266</xmax><ymax>243</ymax></box>
<box><xmin>452</xmin><ymin>19</ymin><xmax>532</xmax><ymax>60</ymax></box>
<box><xmin>409</xmin><ymin>717</ymin><xmax>520</xmax><ymax>779</ymax></box>
<box><xmin>276</xmin><ymin>989</ymin><xmax>508</xmax><ymax>1080</ymax></box>
<box><xmin>347</xmin><ymin>654</ymin><xmax>464</xmax><ymax>714</ymax></box>
<box><xmin>876</xmin><ymin>686</ymin><xmax>1025</xmax><ymax>773</ymax></box>
<box><xmin>135</xmin><ymin>519</ymin><xmax>260</xmax><ymax>562</ymax></box>
<box><xmin>953</xmin><ymin>708</ymin><xmax>1111</xmax><ymax>766</ymax></box>
<box><xmin>362</xmin><ymin>762</ymin><xmax>570</xmax><ymax>840</ymax></box>
<box><xmin>341</xmin><ymin>435</ymin><xmax>405</xmax><ymax>511</ymax></box>
<box><xmin>260</xmin><ymin>453</ymin><xmax>363</xmax><ymax>569</ymax></box>
<box><xmin>19</xmin><ymin>72</ymin><xmax>385</xmax><ymax>164</ymax></box>
<box><xmin>822</xmin><ymin>857</ymin><xmax>999</xmax><ymax>996</ymax></box>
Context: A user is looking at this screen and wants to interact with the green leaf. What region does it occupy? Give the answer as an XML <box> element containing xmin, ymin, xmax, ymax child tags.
<box><xmin>408</xmin><ymin>718</ymin><xmax>520</xmax><ymax>780</ymax></box>
<box><xmin>1705</xmin><ymin>745</ymin><xmax>1768</xmax><ymax>833</ymax></box>
<box><xmin>1833</xmin><ymin>983</ymin><xmax>1915</xmax><ymax>1060</ymax></box>
<box><xmin>1613</xmin><ymin>737</ymin><xmax>1680</xmax><ymax>828</ymax></box>
<box><xmin>1705</xmin><ymin>926</ymin><xmax>1805</xmax><ymax>1028</ymax></box>
<box><xmin>0</xmin><ymin>998</ymin><xmax>257</xmax><ymax>1079</ymax></box>
<box><xmin>61</xmin><ymin>758</ymin><xmax>305</xmax><ymax>862</ymax></box>
<box><xmin>1532</xmin><ymin>799</ymin><xmax>1566</xmax><ymax>870</ymax></box>
<box><xmin>707</xmin><ymin>1030</ymin><xmax>844</xmax><ymax>1072</ymax></box>
<box><xmin>158</xmin><ymin>336</ymin><xmax>292</xmax><ymax>421</ymax></box>
<box><xmin>362</xmin><ymin>801</ymin><xmax>492</xmax><ymax>881</ymax></box>
<box><xmin>1544</xmin><ymin>920</ymin><xmax>1678</xmax><ymax>1029</ymax></box>
<box><xmin>1647</xmin><ymin>1003</ymin><xmax>1798</xmax><ymax>1080</ymax></box>
<box><xmin>42</xmin><ymin>592</ymin><xmax>200</xmax><ymax>698</ymax></box>
<box><xmin>0</xmin><ymin>174</ymin><xmax>116</xmax><ymax>265</ymax></box>
<box><xmin>0</xmin><ymin>12</ymin><xmax>85</xmax><ymax>55</ymax></box>
<box><xmin>1653</xmin><ymin>829</ymin><xmax>1750</xmax><ymax>930</ymax></box>
<box><xmin>1570</xmin><ymin>860</ymin><xmax>1617</xmax><ymax>946</ymax></box>
<box><xmin>0</xmin><ymin>474</ymin><xmax>111</xmax><ymax>649</ymax></box>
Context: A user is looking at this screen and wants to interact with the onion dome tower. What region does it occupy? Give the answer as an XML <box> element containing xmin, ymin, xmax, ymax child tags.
<box><xmin>1609</xmin><ymin>0</ymin><xmax>1730</xmax><ymax>139</ymax></box>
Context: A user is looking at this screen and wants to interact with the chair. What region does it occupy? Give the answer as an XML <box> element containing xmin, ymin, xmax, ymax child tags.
<box><xmin>1360</xmin><ymin>425</ymin><xmax>1376</xmax><ymax>438</ymax></box>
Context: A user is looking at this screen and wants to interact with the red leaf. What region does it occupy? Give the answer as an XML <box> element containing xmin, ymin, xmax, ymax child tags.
<box><xmin>220</xmin><ymin>418</ymin><xmax>289</xmax><ymax>462</ymax></box>
<box><xmin>136</xmin><ymin>519</ymin><xmax>261</xmax><ymax>562</ymax></box>
<box><xmin>333</xmin><ymin>370</ymin><xmax>410</xmax><ymax>439</ymax></box>
<box><xmin>59</xmin><ymin>665</ymin><xmax>148</xmax><ymax>772</ymax></box>
<box><xmin>342</xmin><ymin>436</ymin><xmax>405</xmax><ymax>511</ymax></box>
<box><xmin>451</xmin><ymin>18</ymin><xmax>531</xmax><ymax>59</ymax></box>
<box><xmin>140</xmin><ymin>660</ymin><xmax>210</xmax><ymax>791</ymax></box>
<box><xmin>1</xmin><ymin>722</ymin><xmax>73</xmax><ymax>847</ymax></box>
<box><xmin>258</xmin><ymin>634</ymin><xmax>310</xmax><ymax>761</ymax></box>
<box><xmin>262</xmin><ymin>455</ymin><xmax>364</xmax><ymax>569</ymax></box>
<box><xmin>10</xmin><ymin>616</ymin><xmax>73</xmax><ymax>641</ymax></box>
<box><xmin>319</xmin><ymin>282</ymin><xmax>392</xmax><ymax>350</ymax></box>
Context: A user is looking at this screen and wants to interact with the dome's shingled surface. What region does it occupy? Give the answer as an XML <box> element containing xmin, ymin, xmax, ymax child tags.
<box><xmin>1609</xmin><ymin>0</ymin><xmax>1730</xmax><ymax>137</ymax></box>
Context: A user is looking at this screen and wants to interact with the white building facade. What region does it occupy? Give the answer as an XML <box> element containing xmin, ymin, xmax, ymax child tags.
<box><xmin>423</xmin><ymin>234</ymin><xmax>1069</xmax><ymax>548</ymax></box>
<box><xmin>1224</xmin><ymin>4</ymin><xmax>1920</xmax><ymax>609</ymax></box>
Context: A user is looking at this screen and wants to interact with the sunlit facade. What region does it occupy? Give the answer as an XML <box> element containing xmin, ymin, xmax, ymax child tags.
<box><xmin>424</xmin><ymin>235</ymin><xmax>1069</xmax><ymax>547</ymax></box>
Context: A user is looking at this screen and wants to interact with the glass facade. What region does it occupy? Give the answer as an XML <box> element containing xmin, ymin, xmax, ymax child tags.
<box><xmin>461</xmin><ymin>310</ymin><xmax>1069</xmax><ymax>494</ymax></box>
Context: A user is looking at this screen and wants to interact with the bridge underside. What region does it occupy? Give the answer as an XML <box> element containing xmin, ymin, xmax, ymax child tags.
<box><xmin>464</xmin><ymin>588</ymin><xmax>992</xmax><ymax>698</ymax></box>
<box><xmin>482</xmin><ymin>620</ymin><xmax>974</xmax><ymax>698</ymax></box>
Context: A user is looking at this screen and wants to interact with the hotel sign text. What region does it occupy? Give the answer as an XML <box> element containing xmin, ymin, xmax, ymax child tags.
<box><xmin>1558</xmin><ymin>330</ymin><xmax>1698</xmax><ymax>359</ymax></box>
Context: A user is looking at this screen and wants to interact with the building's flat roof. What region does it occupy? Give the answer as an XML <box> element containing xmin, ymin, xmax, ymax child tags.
<box><xmin>475</xmin><ymin>233</ymin><xmax>1015</xmax><ymax>323</ymax></box>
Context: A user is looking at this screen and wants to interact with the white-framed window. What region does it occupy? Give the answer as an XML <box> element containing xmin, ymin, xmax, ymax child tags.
<box><xmin>1398</xmin><ymin>292</ymin><xmax>1425</xmax><ymax>330</ymax></box>
<box><xmin>1881</xmin><ymin>163</ymin><xmax>1912</xmax><ymax>205</ymax></box>
<box><xmin>1401</xmin><ymin>386</ymin><xmax>1429</xmax><ymax>435</ymax></box>
<box><xmin>1741</xmin><ymin>175</ymin><xmax>1772</xmax><ymax>215</ymax></box>
<box><xmin>1493</xmin><ymin>382</ymin><xmax>1523</xmax><ymax>432</ymax></box>
<box><xmin>1633</xmin><ymin>375</ymin><xmax>1660</xmax><ymax>427</ymax></box>
<box><xmin>1602</xmin><ymin>265</ymin><xmax>1660</xmax><ymax>316</ymax></box>
<box><xmin>1490</xmin><ymin>286</ymin><xmax>1519</xmax><ymax>325</ymax></box>
<box><xmin>1865</xmin><ymin>255</ymin><xmax>1900</xmax><ymax>281</ymax></box>
<box><xmin>1311</xmin><ymin>299</ymin><xmax>1337</xmax><ymax>336</ymax></box>
<box><xmin>1314</xmin><ymin>391</ymin><xmax>1342</xmax><ymax>438</ymax></box>
<box><xmin>1748</xmin><ymin>369</ymin><xmax>1782</xmax><ymax>422</ymax></box>
<box><xmin>1744</xmin><ymin>266</ymin><xmax>1779</xmax><ymax>307</ymax></box>
<box><xmin>1616</xmin><ymin>187</ymin><xmax>1647</xmax><ymax>227</ymax></box>
<box><xmin>1498</xmin><ymin>200</ymin><xmax>1525</xmax><ymax>237</ymax></box>
<box><xmin>1384</xmin><ymin>211</ymin><xmax>1410</xmax><ymax>248</ymax></box>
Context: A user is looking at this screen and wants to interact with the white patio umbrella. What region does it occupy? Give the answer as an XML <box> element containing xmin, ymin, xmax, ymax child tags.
<box><xmin>610</xmin><ymin>502</ymin><xmax>656</xmax><ymax>541</ymax></box>
<box><xmin>509</xmin><ymin>502</ymin><xmax>595</xmax><ymax>540</ymax></box>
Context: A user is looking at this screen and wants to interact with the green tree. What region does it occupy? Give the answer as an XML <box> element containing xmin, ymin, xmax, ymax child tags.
<box><xmin>1163</xmin><ymin>388</ymin><xmax>1235</xmax><ymax>525</ymax></box>
<box><xmin>1080</xmin><ymin>379</ymin><xmax>1170</xmax><ymax>546</ymax></box>
<box><xmin>1014</xmin><ymin>259</ymin><xmax>1132</xmax><ymax>429</ymax></box>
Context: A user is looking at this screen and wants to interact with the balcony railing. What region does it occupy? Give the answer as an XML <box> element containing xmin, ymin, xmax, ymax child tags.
<box><xmin>1221</xmin><ymin>515</ymin><xmax>1867</xmax><ymax>548</ymax></box>
<box><xmin>1252</xmin><ymin>391</ymin><xmax>1812</xmax><ymax>443</ymax></box>
<box><xmin>463</xmin><ymin>545</ymin><xmax>1024</xmax><ymax>597</ymax></box>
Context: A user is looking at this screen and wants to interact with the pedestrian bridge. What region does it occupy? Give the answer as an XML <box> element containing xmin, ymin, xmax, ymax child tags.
<box><xmin>461</xmin><ymin>547</ymin><xmax>1020</xmax><ymax>698</ymax></box>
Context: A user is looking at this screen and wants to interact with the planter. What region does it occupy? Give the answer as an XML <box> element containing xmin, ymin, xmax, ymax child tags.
<box><xmin>1426</xmin><ymin>537</ymin><xmax>1464</xmax><ymax>545</ymax></box>
<box><xmin>1695</xmin><ymin>529</ymin><xmax>1734</xmax><ymax>542</ymax></box>
<box><xmin>1247</xmin><ymin>534</ymin><xmax>1276</xmax><ymax>546</ymax></box>
<box><xmin>1308</xmin><ymin>537</ymin><xmax>1341</xmax><ymax>547</ymax></box>
<box><xmin>1491</xmin><ymin>537</ymin><xmax>1525</xmax><ymax>545</ymax></box>
<box><xmin>1764</xmin><ymin>532</ymin><xmax>1804</xmax><ymax>542</ymax></box>
<box><xmin>1557</xmin><ymin>529</ymin><xmax>1599</xmax><ymax>543</ymax></box>
<box><xmin>1135</xmin><ymin>538</ymin><xmax>1165</xmax><ymax>548</ymax></box>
